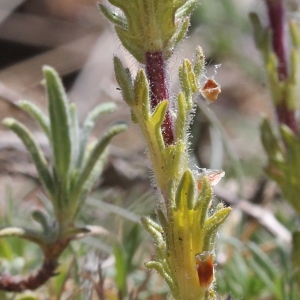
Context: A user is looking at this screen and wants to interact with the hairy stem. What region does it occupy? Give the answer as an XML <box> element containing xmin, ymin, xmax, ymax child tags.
<box><xmin>0</xmin><ymin>237</ymin><xmax>70</xmax><ymax>292</ymax></box>
<box><xmin>265</xmin><ymin>0</ymin><xmax>298</xmax><ymax>134</ymax></box>
<box><xmin>265</xmin><ymin>0</ymin><xmax>288</xmax><ymax>80</ymax></box>
<box><xmin>0</xmin><ymin>259</ymin><xmax>58</xmax><ymax>292</ymax></box>
<box><xmin>145</xmin><ymin>51</ymin><xmax>175</xmax><ymax>145</ymax></box>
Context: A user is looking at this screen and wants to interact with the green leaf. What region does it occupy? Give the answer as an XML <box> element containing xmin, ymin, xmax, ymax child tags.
<box><xmin>204</xmin><ymin>206</ymin><xmax>231</xmax><ymax>236</ymax></box>
<box><xmin>114</xmin><ymin>56</ymin><xmax>134</xmax><ymax>105</ymax></box>
<box><xmin>79</xmin><ymin>102</ymin><xmax>117</xmax><ymax>167</ymax></box>
<box><xmin>98</xmin><ymin>4</ymin><xmax>127</xmax><ymax>29</ymax></box>
<box><xmin>250</xmin><ymin>12</ymin><xmax>273</xmax><ymax>63</ymax></box>
<box><xmin>156</xmin><ymin>208</ymin><xmax>168</xmax><ymax>231</ymax></box>
<box><xmin>74</xmin><ymin>150</ymin><xmax>109</xmax><ymax>215</ymax></box>
<box><xmin>247</xmin><ymin>257</ymin><xmax>276</xmax><ymax>294</ymax></box>
<box><xmin>247</xmin><ymin>242</ymin><xmax>277</xmax><ymax>282</ymax></box>
<box><xmin>0</xmin><ymin>239</ymin><xmax>14</xmax><ymax>260</ymax></box>
<box><xmin>194</xmin><ymin>176</ymin><xmax>212</xmax><ymax>227</ymax></box>
<box><xmin>175</xmin><ymin>169</ymin><xmax>195</xmax><ymax>210</ymax></box>
<box><xmin>0</xmin><ymin>227</ymin><xmax>45</xmax><ymax>246</ymax></box>
<box><xmin>69</xmin><ymin>103</ymin><xmax>80</xmax><ymax>168</ymax></box>
<box><xmin>73</xmin><ymin>123</ymin><xmax>127</xmax><ymax>199</ymax></box>
<box><xmin>150</xmin><ymin>100</ymin><xmax>168</xmax><ymax>130</ymax></box>
<box><xmin>260</xmin><ymin>119</ymin><xmax>284</xmax><ymax>161</ymax></box>
<box><xmin>290</xmin><ymin>20</ymin><xmax>300</xmax><ymax>48</ymax></box>
<box><xmin>113</xmin><ymin>243</ymin><xmax>127</xmax><ymax>295</ymax></box>
<box><xmin>115</xmin><ymin>27</ymin><xmax>145</xmax><ymax>63</ymax></box>
<box><xmin>43</xmin><ymin>66</ymin><xmax>71</xmax><ymax>180</ymax></box>
<box><xmin>18</xmin><ymin>100</ymin><xmax>50</xmax><ymax>138</ymax></box>
<box><xmin>292</xmin><ymin>231</ymin><xmax>300</xmax><ymax>289</ymax></box>
<box><xmin>175</xmin><ymin>92</ymin><xmax>187</xmax><ymax>140</ymax></box>
<box><xmin>134</xmin><ymin>69</ymin><xmax>150</xmax><ymax>120</ymax></box>
<box><xmin>51</xmin><ymin>257</ymin><xmax>75</xmax><ymax>299</ymax></box>
<box><xmin>2</xmin><ymin>118</ymin><xmax>53</xmax><ymax>194</ymax></box>
<box><xmin>165</xmin><ymin>18</ymin><xmax>189</xmax><ymax>60</ymax></box>
<box><xmin>179</xmin><ymin>59</ymin><xmax>192</xmax><ymax>102</ymax></box>
<box><xmin>31</xmin><ymin>210</ymin><xmax>51</xmax><ymax>233</ymax></box>
<box><xmin>16</xmin><ymin>294</ymin><xmax>38</xmax><ymax>300</ymax></box>
<box><xmin>175</xmin><ymin>0</ymin><xmax>198</xmax><ymax>19</ymax></box>
<box><xmin>141</xmin><ymin>216</ymin><xmax>163</xmax><ymax>234</ymax></box>
<box><xmin>145</xmin><ymin>261</ymin><xmax>175</xmax><ymax>291</ymax></box>
<box><xmin>193</xmin><ymin>46</ymin><xmax>205</xmax><ymax>80</ymax></box>
<box><xmin>203</xmin><ymin>206</ymin><xmax>231</xmax><ymax>250</ymax></box>
<box><xmin>88</xmin><ymin>197</ymin><xmax>140</xmax><ymax>223</ymax></box>
<box><xmin>124</xmin><ymin>224</ymin><xmax>141</xmax><ymax>272</ymax></box>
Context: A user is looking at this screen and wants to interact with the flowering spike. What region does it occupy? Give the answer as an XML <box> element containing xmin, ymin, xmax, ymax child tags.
<box><xmin>100</xmin><ymin>2</ymin><xmax>230</xmax><ymax>299</ymax></box>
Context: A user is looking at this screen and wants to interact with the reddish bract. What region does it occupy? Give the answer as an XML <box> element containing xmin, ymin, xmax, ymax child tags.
<box><xmin>200</xmin><ymin>78</ymin><xmax>221</xmax><ymax>102</ymax></box>
<box><xmin>195</xmin><ymin>251</ymin><xmax>214</xmax><ymax>289</ymax></box>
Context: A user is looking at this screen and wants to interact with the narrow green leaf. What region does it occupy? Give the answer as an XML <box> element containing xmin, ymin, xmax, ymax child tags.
<box><xmin>124</xmin><ymin>224</ymin><xmax>141</xmax><ymax>272</ymax></box>
<box><xmin>175</xmin><ymin>92</ymin><xmax>187</xmax><ymax>140</ymax></box>
<box><xmin>0</xmin><ymin>226</ymin><xmax>45</xmax><ymax>246</ymax></box>
<box><xmin>175</xmin><ymin>0</ymin><xmax>198</xmax><ymax>19</ymax></box>
<box><xmin>292</xmin><ymin>231</ymin><xmax>300</xmax><ymax>288</ymax></box>
<box><xmin>261</xmin><ymin>119</ymin><xmax>284</xmax><ymax>161</ymax></box>
<box><xmin>43</xmin><ymin>66</ymin><xmax>71</xmax><ymax>180</ymax></box>
<box><xmin>31</xmin><ymin>210</ymin><xmax>50</xmax><ymax>233</ymax></box>
<box><xmin>185</xmin><ymin>59</ymin><xmax>198</xmax><ymax>93</ymax></box>
<box><xmin>165</xmin><ymin>18</ymin><xmax>189</xmax><ymax>60</ymax></box>
<box><xmin>114</xmin><ymin>56</ymin><xmax>135</xmax><ymax>105</ymax></box>
<box><xmin>193</xmin><ymin>46</ymin><xmax>205</xmax><ymax>80</ymax></box>
<box><xmin>74</xmin><ymin>150</ymin><xmax>109</xmax><ymax>216</ymax></box>
<box><xmin>156</xmin><ymin>208</ymin><xmax>168</xmax><ymax>231</ymax></box>
<box><xmin>204</xmin><ymin>207</ymin><xmax>231</xmax><ymax>236</ymax></box>
<box><xmin>290</xmin><ymin>20</ymin><xmax>300</xmax><ymax>48</ymax></box>
<box><xmin>141</xmin><ymin>217</ymin><xmax>165</xmax><ymax>255</ymax></box>
<box><xmin>148</xmin><ymin>100</ymin><xmax>168</xmax><ymax>151</ymax></box>
<box><xmin>247</xmin><ymin>242</ymin><xmax>277</xmax><ymax>281</ymax></box>
<box><xmin>78</xmin><ymin>102</ymin><xmax>117</xmax><ymax>167</ymax></box>
<box><xmin>113</xmin><ymin>243</ymin><xmax>127</xmax><ymax>295</ymax></box>
<box><xmin>88</xmin><ymin>197</ymin><xmax>140</xmax><ymax>223</ymax></box>
<box><xmin>73</xmin><ymin>123</ymin><xmax>127</xmax><ymax>199</ymax></box>
<box><xmin>2</xmin><ymin>118</ymin><xmax>53</xmax><ymax>194</ymax></box>
<box><xmin>52</xmin><ymin>257</ymin><xmax>75</xmax><ymax>300</ymax></box>
<box><xmin>134</xmin><ymin>69</ymin><xmax>150</xmax><ymax>119</ymax></box>
<box><xmin>175</xmin><ymin>169</ymin><xmax>195</xmax><ymax>210</ymax></box>
<box><xmin>145</xmin><ymin>261</ymin><xmax>175</xmax><ymax>291</ymax></box>
<box><xmin>249</xmin><ymin>12</ymin><xmax>264</xmax><ymax>50</ymax></box>
<box><xmin>141</xmin><ymin>216</ymin><xmax>163</xmax><ymax>238</ymax></box>
<box><xmin>98</xmin><ymin>4</ymin><xmax>127</xmax><ymax>29</ymax></box>
<box><xmin>115</xmin><ymin>27</ymin><xmax>144</xmax><ymax>63</ymax></box>
<box><xmin>203</xmin><ymin>207</ymin><xmax>231</xmax><ymax>251</ymax></box>
<box><xmin>18</xmin><ymin>100</ymin><xmax>50</xmax><ymax>138</ymax></box>
<box><xmin>150</xmin><ymin>100</ymin><xmax>168</xmax><ymax>128</ymax></box>
<box><xmin>194</xmin><ymin>176</ymin><xmax>212</xmax><ymax>227</ymax></box>
<box><xmin>247</xmin><ymin>257</ymin><xmax>276</xmax><ymax>293</ymax></box>
<box><xmin>179</xmin><ymin>59</ymin><xmax>192</xmax><ymax>103</ymax></box>
<box><xmin>0</xmin><ymin>239</ymin><xmax>14</xmax><ymax>260</ymax></box>
<box><xmin>16</xmin><ymin>295</ymin><xmax>38</xmax><ymax>300</ymax></box>
<box><xmin>106</xmin><ymin>0</ymin><xmax>128</xmax><ymax>14</ymax></box>
<box><xmin>69</xmin><ymin>103</ymin><xmax>80</xmax><ymax>168</ymax></box>
<box><xmin>280</xmin><ymin>125</ymin><xmax>296</xmax><ymax>149</ymax></box>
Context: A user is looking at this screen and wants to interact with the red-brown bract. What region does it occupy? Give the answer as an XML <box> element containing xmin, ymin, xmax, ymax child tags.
<box><xmin>200</xmin><ymin>78</ymin><xmax>221</xmax><ymax>102</ymax></box>
<box><xmin>195</xmin><ymin>251</ymin><xmax>214</xmax><ymax>289</ymax></box>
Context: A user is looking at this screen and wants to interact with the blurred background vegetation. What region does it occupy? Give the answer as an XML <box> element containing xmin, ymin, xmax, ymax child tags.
<box><xmin>0</xmin><ymin>0</ymin><xmax>299</xmax><ymax>299</ymax></box>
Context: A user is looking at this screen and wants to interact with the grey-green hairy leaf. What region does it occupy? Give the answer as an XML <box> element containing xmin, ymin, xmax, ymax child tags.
<box><xmin>2</xmin><ymin>118</ymin><xmax>53</xmax><ymax>194</ymax></box>
<box><xmin>43</xmin><ymin>66</ymin><xmax>72</xmax><ymax>180</ymax></box>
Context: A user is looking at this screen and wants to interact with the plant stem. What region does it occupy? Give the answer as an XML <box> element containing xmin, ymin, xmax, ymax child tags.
<box><xmin>266</xmin><ymin>0</ymin><xmax>288</xmax><ymax>80</ymax></box>
<box><xmin>0</xmin><ymin>259</ymin><xmax>58</xmax><ymax>292</ymax></box>
<box><xmin>145</xmin><ymin>51</ymin><xmax>175</xmax><ymax>145</ymax></box>
<box><xmin>265</xmin><ymin>0</ymin><xmax>298</xmax><ymax>134</ymax></box>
